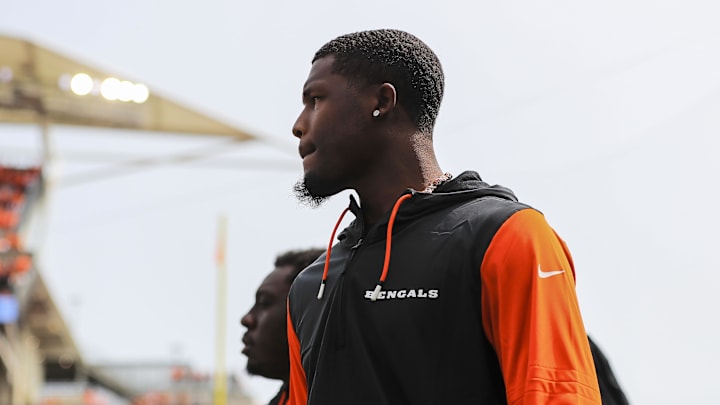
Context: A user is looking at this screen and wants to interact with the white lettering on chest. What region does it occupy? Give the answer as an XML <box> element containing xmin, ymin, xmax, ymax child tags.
<box><xmin>363</xmin><ymin>289</ymin><xmax>440</xmax><ymax>301</ymax></box>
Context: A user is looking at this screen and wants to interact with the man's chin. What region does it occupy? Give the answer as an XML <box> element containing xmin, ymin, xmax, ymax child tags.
<box><xmin>293</xmin><ymin>177</ymin><xmax>330</xmax><ymax>208</ymax></box>
<box><xmin>246</xmin><ymin>363</ymin><xmax>259</xmax><ymax>376</ymax></box>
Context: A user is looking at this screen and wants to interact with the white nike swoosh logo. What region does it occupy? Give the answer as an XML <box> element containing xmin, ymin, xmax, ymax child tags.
<box><xmin>538</xmin><ymin>265</ymin><xmax>565</xmax><ymax>279</ymax></box>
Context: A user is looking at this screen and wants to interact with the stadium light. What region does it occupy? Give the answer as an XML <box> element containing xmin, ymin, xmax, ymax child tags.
<box><xmin>60</xmin><ymin>73</ymin><xmax>150</xmax><ymax>103</ymax></box>
<box><xmin>132</xmin><ymin>83</ymin><xmax>149</xmax><ymax>103</ymax></box>
<box><xmin>100</xmin><ymin>77</ymin><xmax>120</xmax><ymax>101</ymax></box>
<box><xmin>117</xmin><ymin>80</ymin><xmax>134</xmax><ymax>102</ymax></box>
<box><xmin>70</xmin><ymin>73</ymin><xmax>93</xmax><ymax>96</ymax></box>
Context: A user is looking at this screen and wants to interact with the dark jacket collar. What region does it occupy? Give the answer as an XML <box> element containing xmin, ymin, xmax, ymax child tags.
<box><xmin>338</xmin><ymin>171</ymin><xmax>518</xmax><ymax>245</ymax></box>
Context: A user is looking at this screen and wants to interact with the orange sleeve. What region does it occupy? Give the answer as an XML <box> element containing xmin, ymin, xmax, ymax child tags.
<box><xmin>286</xmin><ymin>301</ymin><xmax>308</xmax><ymax>405</ymax></box>
<box><xmin>481</xmin><ymin>209</ymin><xmax>601</xmax><ymax>404</ymax></box>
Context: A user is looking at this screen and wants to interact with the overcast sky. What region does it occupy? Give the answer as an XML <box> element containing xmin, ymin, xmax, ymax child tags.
<box><xmin>2</xmin><ymin>1</ymin><xmax>720</xmax><ymax>403</ymax></box>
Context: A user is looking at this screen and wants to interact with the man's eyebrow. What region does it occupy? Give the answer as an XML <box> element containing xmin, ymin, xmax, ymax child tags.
<box><xmin>301</xmin><ymin>87</ymin><xmax>318</xmax><ymax>105</ymax></box>
<box><xmin>302</xmin><ymin>82</ymin><xmax>316</xmax><ymax>98</ymax></box>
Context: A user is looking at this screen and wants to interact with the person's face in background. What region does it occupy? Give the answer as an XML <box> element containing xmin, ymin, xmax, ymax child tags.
<box><xmin>241</xmin><ymin>265</ymin><xmax>294</xmax><ymax>380</ymax></box>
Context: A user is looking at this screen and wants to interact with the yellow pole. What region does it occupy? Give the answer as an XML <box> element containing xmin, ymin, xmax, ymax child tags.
<box><xmin>213</xmin><ymin>215</ymin><xmax>228</xmax><ymax>405</ymax></box>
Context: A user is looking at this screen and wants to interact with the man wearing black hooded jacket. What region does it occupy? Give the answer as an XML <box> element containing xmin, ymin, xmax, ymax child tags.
<box><xmin>287</xmin><ymin>28</ymin><xmax>603</xmax><ymax>404</ymax></box>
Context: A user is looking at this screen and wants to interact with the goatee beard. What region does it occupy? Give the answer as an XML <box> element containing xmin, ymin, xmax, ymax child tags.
<box><xmin>293</xmin><ymin>178</ymin><xmax>329</xmax><ymax>208</ymax></box>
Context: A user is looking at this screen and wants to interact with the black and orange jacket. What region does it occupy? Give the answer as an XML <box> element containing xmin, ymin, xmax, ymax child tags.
<box><xmin>268</xmin><ymin>383</ymin><xmax>289</xmax><ymax>405</ymax></box>
<box><xmin>287</xmin><ymin>171</ymin><xmax>601</xmax><ymax>404</ymax></box>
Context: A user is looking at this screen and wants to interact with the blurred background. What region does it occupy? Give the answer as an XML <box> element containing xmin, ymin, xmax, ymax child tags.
<box><xmin>1</xmin><ymin>0</ymin><xmax>719</xmax><ymax>404</ymax></box>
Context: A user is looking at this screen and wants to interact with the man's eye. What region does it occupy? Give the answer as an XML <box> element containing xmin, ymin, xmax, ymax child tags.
<box><xmin>255</xmin><ymin>294</ymin><xmax>273</xmax><ymax>307</ymax></box>
<box><xmin>311</xmin><ymin>97</ymin><xmax>320</xmax><ymax>110</ymax></box>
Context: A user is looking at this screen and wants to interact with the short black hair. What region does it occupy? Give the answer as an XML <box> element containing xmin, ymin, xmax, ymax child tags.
<box><xmin>313</xmin><ymin>29</ymin><xmax>444</xmax><ymax>136</ymax></box>
<box><xmin>275</xmin><ymin>248</ymin><xmax>325</xmax><ymax>283</ymax></box>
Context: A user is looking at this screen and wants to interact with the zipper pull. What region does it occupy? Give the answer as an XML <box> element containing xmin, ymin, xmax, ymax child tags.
<box><xmin>351</xmin><ymin>238</ymin><xmax>363</xmax><ymax>250</ymax></box>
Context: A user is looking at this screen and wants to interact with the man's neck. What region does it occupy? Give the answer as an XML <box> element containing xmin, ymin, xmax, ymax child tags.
<box><xmin>351</xmin><ymin>128</ymin><xmax>443</xmax><ymax>226</ymax></box>
<box><xmin>357</xmin><ymin>164</ymin><xmax>444</xmax><ymax>226</ymax></box>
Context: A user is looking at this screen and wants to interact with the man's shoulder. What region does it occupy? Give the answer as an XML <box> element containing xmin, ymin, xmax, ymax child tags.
<box><xmin>451</xmin><ymin>192</ymin><xmax>533</xmax><ymax>222</ymax></box>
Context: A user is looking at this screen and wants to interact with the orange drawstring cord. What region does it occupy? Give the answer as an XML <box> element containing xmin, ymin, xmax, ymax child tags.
<box><xmin>317</xmin><ymin>193</ymin><xmax>413</xmax><ymax>301</ymax></box>
<box><xmin>317</xmin><ymin>207</ymin><xmax>350</xmax><ymax>299</ymax></box>
<box><xmin>371</xmin><ymin>193</ymin><xmax>413</xmax><ymax>301</ymax></box>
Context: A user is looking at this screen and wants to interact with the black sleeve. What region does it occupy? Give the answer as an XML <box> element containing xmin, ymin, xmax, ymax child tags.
<box><xmin>588</xmin><ymin>336</ymin><xmax>630</xmax><ymax>405</ymax></box>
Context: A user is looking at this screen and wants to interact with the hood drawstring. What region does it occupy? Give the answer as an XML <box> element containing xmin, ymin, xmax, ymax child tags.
<box><xmin>371</xmin><ymin>193</ymin><xmax>412</xmax><ymax>301</ymax></box>
<box><xmin>317</xmin><ymin>207</ymin><xmax>350</xmax><ymax>299</ymax></box>
<box><xmin>317</xmin><ymin>193</ymin><xmax>414</xmax><ymax>301</ymax></box>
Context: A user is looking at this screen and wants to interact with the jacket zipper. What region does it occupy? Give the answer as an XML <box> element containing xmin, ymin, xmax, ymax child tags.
<box><xmin>337</xmin><ymin>231</ymin><xmax>364</xmax><ymax>347</ymax></box>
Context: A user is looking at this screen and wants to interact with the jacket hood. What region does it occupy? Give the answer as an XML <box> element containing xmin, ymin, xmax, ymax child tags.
<box><xmin>338</xmin><ymin>170</ymin><xmax>518</xmax><ymax>245</ymax></box>
<box><xmin>433</xmin><ymin>170</ymin><xmax>517</xmax><ymax>198</ymax></box>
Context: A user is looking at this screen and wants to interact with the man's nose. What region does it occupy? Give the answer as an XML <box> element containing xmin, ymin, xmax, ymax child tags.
<box><xmin>240</xmin><ymin>312</ymin><xmax>254</xmax><ymax>328</ymax></box>
<box><xmin>292</xmin><ymin>112</ymin><xmax>306</xmax><ymax>139</ymax></box>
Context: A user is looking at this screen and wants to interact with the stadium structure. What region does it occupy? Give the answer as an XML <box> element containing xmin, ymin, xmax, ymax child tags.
<box><xmin>0</xmin><ymin>35</ymin><xmax>257</xmax><ymax>405</ymax></box>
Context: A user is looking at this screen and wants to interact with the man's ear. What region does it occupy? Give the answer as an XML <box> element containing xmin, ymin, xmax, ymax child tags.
<box><xmin>373</xmin><ymin>82</ymin><xmax>397</xmax><ymax>117</ymax></box>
